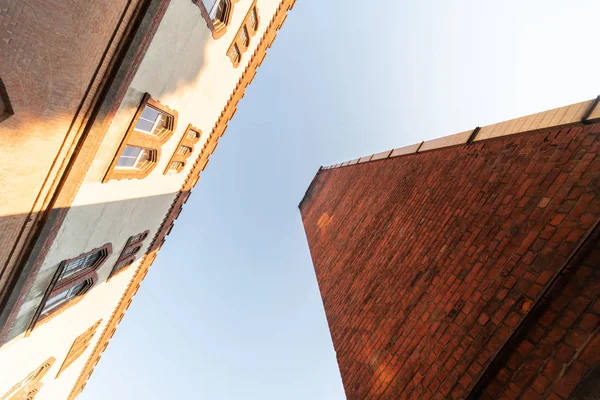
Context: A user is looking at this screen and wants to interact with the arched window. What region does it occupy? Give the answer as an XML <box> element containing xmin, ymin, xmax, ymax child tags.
<box><xmin>41</xmin><ymin>280</ymin><xmax>91</xmax><ymax>318</ymax></box>
<box><xmin>196</xmin><ymin>0</ymin><xmax>237</xmax><ymax>39</ymax></box>
<box><xmin>164</xmin><ymin>125</ymin><xmax>202</xmax><ymax>175</ymax></box>
<box><xmin>108</xmin><ymin>231</ymin><xmax>150</xmax><ymax>279</ymax></box>
<box><xmin>227</xmin><ymin>1</ymin><xmax>259</xmax><ymax>67</ymax></box>
<box><xmin>31</xmin><ymin>245</ymin><xmax>112</xmax><ymax>328</ymax></box>
<box><xmin>104</xmin><ymin>94</ymin><xmax>177</xmax><ymax>182</ymax></box>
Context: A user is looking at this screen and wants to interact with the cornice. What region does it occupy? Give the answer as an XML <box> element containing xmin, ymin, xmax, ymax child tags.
<box><xmin>68</xmin><ymin>0</ymin><xmax>296</xmax><ymax>397</ymax></box>
<box><xmin>320</xmin><ymin>97</ymin><xmax>600</xmax><ymax>171</ymax></box>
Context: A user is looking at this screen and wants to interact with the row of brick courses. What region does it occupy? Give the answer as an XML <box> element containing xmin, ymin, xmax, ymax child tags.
<box><xmin>301</xmin><ymin>122</ymin><xmax>599</xmax><ymax>399</ymax></box>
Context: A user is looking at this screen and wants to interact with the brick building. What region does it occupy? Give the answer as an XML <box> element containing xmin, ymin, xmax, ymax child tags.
<box><xmin>300</xmin><ymin>100</ymin><xmax>600</xmax><ymax>399</ymax></box>
<box><xmin>0</xmin><ymin>0</ymin><xmax>296</xmax><ymax>398</ymax></box>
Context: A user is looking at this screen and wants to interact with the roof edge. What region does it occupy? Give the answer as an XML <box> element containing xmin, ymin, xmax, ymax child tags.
<box><xmin>298</xmin><ymin>166</ymin><xmax>323</xmax><ymax>211</ymax></box>
<box><xmin>321</xmin><ymin>96</ymin><xmax>600</xmax><ymax>171</ymax></box>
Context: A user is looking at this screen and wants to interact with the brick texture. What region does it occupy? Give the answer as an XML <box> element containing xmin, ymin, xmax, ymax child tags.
<box><xmin>0</xmin><ymin>0</ymin><xmax>138</xmax><ymax>287</ymax></box>
<box><xmin>300</xmin><ymin>124</ymin><xmax>600</xmax><ymax>399</ymax></box>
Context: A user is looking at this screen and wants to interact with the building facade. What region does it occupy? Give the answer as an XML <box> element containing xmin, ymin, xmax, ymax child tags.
<box><xmin>0</xmin><ymin>0</ymin><xmax>295</xmax><ymax>398</ymax></box>
<box><xmin>300</xmin><ymin>100</ymin><xmax>600</xmax><ymax>399</ymax></box>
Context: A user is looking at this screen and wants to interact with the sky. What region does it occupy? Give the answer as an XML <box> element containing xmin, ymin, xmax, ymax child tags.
<box><xmin>82</xmin><ymin>1</ymin><xmax>600</xmax><ymax>399</ymax></box>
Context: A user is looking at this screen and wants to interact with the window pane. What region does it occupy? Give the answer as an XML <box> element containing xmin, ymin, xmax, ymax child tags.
<box><xmin>117</xmin><ymin>146</ymin><xmax>142</xmax><ymax>168</ymax></box>
<box><xmin>205</xmin><ymin>0</ymin><xmax>224</xmax><ymax>19</ymax></box>
<box><xmin>122</xmin><ymin>245</ymin><xmax>140</xmax><ymax>257</ymax></box>
<box><xmin>250</xmin><ymin>8</ymin><xmax>258</xmax><ymax>29</ymax></box>
<box><xmin>139</xmin><ymin>106</ymin><xmax>160</xmax><ymax>122</ymax></box>
<box><xmin>42</xmin><ymin>280</ymin><xmax>86</xmax><ymax>315</ymax></box>
<box><xmin>136</xmin><ymin>149</ymin><xmax>151</xmax><ymax>167</ymax></box>
<box><xmin>239</xmin><ymin>26</ymin><xmax>249</xmax><ymax>47</ymax></box>
<box><xmin>134</xmin><ymin>118</ymin><xmax>155</xmax><ymax>134</ymax></box>
<box><xmin>117</xmin><ymin>157</ymin><xmax>136</xmax><ymax>167</ymax></box>
<box><xmin>152</xmin><ymin>114</ymin><xmax>167</xmax><ymax>136</ymax></box>
<box><xmin>122</xmin><ymin>145</ymin><xmax>141</xmax><ymax>157</ymax></box>
<box><xmin>176</xmin><ymin>146</ymin><xmax>192</xmax><ymax>155</ymax></box>
<box><xmin>186</xmin><ymin>129</ymin><xmax>200</xmax><ymax>140</ymax></box>
<box><xmin>126</xmin><ymin>233</ymin><xmax>146</xmax><ymax>246</ymax></box>
<box><xmin>228</xmin><ymin>44</ymin><xmax>241</xmax><ymax>63</ymax></box>
<box><xmin>202</xmin><ymin>0</ymin><xmax>217</xmax><ymax>11</ymax></box>
<box><xmin>60</xmin><ymin>252</ymin><xmax>102</xmax><ymax>280</ymax></box>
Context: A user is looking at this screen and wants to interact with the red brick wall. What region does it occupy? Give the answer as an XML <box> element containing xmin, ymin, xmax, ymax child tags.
<box><xmin>0</xmin><ymin>0</ymin><xmax>139</xmax><ymax>288</ymax></box>
<box><xmin>300</xmin><ymin>123</ymin><xmax>600</xmax><ymax>399</ymax></box>
<box><xmin>481</xmin><ymin>243</ymin><xmax>599</xmax><ymax>400</ymax></box>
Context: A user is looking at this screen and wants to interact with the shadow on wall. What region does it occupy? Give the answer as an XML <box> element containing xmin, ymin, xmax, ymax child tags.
<box><xmin>0</xmin><ymin>190</ymin><xmax>191</xmax><ymax>348</ymax></box>
<box><xmin>0</xmin><ymin>0</ymin><xmax>215</xmax><ymax>337</ymax></box>
<box><xmin>0</xmin><ymin>0</ymin><xmax>214</xmax><ymax>133</ymax></box>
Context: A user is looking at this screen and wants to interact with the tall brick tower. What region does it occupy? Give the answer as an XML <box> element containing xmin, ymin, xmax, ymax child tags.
<box><xmin>300</xmin><ymin>99</ymin><xmax>600</xmax><ymax>400</ymax></box>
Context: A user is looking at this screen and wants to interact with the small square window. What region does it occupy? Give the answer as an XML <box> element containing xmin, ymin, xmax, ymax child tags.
<box><xmin>228</xmin><ymin>44</ymin><xmax>241</xmax><ymax>65</ymax></box>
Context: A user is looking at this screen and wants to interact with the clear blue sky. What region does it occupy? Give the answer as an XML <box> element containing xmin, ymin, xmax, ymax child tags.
<box><xmin>82</xmin><ymin>1</ymin><xmax>599</xmax><ymax>398</ymax></box>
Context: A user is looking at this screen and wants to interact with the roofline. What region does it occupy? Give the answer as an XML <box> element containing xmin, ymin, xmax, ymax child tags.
<box><xmin>320</xmin><ymin>96</ymin><xmax>600</xmax><ymax>171</ymax></box>
<box><xmin>298</xmin><ymin>166</ymin><xmax>323</xmax><ymax>210</ymax></box>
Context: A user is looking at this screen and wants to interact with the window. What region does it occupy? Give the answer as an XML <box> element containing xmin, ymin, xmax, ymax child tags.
<box><xmin>186</xmin><ymin>129</ymin><xmax>201</xmax><ymax>140</ymax></box>
<box><xmin>56</xmin><ymin>320</ymin><xmax>102</xmax><ymax>378</ymax></box>
<box><xmin>122</xmin><ymin>245</ymin><xmax>141</xmax><ymax>258</ymax></box>
<box><xmin>104</xmin><ymin>94</ymin><xmax>177</xmax><ymax>182</ymax></box>
<box><xmin>0</xmin><ymin>357</ymin><xmax>55</xmax><ymax>400</ymax></box>
<box><xmin>227</xmin><ymin>1</ymin><xmax>259</xmax><ymax>67</ymax></box>
<box><xmin>167</xmin><ymin>161</ymin><xmax>185</xmax><ymax>174</ymax></box>
<box><xmin>195</xmin><ymin>0</ymin><xmax>236</xmax><ymax>39</ymax></box>
<box><xmin>0</xmin><ymin>78</ymin><xmax>14</xmax><ymax>123</ymax></box>
<box><xmin>31</xmin><ymin>245</ymin><xmax>112</xmax><ymax>328</ymax></box>
<box><xmin>163</xmin><ymin>125</ymin><xmax>202</xmax><ymax>175</ymax></box>
<box><xmin>127</xmin><ymin>232</ymin><xmax>148</xmax><ymax>245</ymax></box>
<box><xmin>108</xmin><ymin>231</ymin><xmax>149</xmax><ymax>279</ymax></box>
<box><xmin>58</xmin><ymin>251</ymin><xmax>104</xmax><ymax>281</ymax></box>
<box><xmin>116</xmin><ymin>146</ymin><xmax>156</xmax><ymax>170</ymax></box>
<box><xmin>176</xmin><ymin>145</ymin><xmax>192</xmax><ymax>155</ymax></box>
<box><xmin>41</xmin><ymin>281</ymin><xmax>90</xmax><ymax>317</ymax></box>
<box><xmin>227</xmin><ymin>44</ymin><xmax>241</xmax><ymax>66</ymax></box>
<box><xmin>134</xmin><ymin>105</ymin><xmax>171</xmax><ymax>138</ymax></box>
<box><xmin>239</xmin><ymin>26</ymin><xmax>249</xmax><ymax>48</ymax></box>
<box><xmin>202</xmin><ymin>0</ymin><xmax>226</xmax><ymax>20</ymax></box>
<box><xmin>249</xmin><ymin>7</ymin><xmax>258</xmax><ymax>30</ymax></box>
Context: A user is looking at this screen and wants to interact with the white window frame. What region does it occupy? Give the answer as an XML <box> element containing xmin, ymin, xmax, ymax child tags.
<box><xmin>134</xmin><ymin>105</ymin><xmax>165</xmax><ymax>136</ymax></box>
<box><xmin>116</xmin><ymin>146</ymin><xmax>150</xmax><ymax>170</ymax></box>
